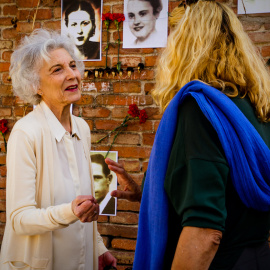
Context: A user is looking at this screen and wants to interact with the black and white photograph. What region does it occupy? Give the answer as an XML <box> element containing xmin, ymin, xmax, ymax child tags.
<box><xmin>90</xmin><ymin>151</ymin><xmax>118</xmax><ymax>216</ymax></box>
<box><xmin>123</xmin><ymin>0</ymin><xmax>168</xmax><ymax>48</ymax></box>
<box><xmin>61</xmin><ymin>0</ymin><xmax>102</xmax><ymax>60</ymax></box>
<box><xmin>238</xmin><ymin>0</ymin><xmax>270</xmax><ymax>14</ymax></box>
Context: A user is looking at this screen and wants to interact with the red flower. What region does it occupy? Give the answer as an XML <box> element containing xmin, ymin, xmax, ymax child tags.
<box><xmin>102</xmin><ymin>13</ymin><xmax>112</xmax><ymax>21</ymax></box>
<box><xmin>0</xmin><ymin>119</ymin><xmax>8</xmax><ymax>134</ymax></box>
<box><xmin>139</xmin><ymin>109</ymin><xmax>148</xmax><ymax>123</ymax></box>
<box><xmin>128</xmin><ymin>104</ymin><xmax>140</xmax><ymax>118</ymax></box>
<box><xmin>113</xmin><ymin>13</ymin><xmax>125</xmax><ymax>22</ymax></box>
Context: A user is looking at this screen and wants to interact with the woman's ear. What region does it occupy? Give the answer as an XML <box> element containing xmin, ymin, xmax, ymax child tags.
<box><xmin>37</xmin><ymin>89</ymin><xmax>43</xmax><ymax>96</ymax></box>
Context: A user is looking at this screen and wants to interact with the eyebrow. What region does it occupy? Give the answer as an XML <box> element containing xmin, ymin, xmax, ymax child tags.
<box><xmin>49</xmin><ymin>60</ymin><xmax>76</xmax><ymax>71</ymax></box>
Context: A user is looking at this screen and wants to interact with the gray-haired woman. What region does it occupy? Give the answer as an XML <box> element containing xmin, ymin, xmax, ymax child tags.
<box><xmin>0</xmin><ymin>29</ymin><xmax>116</xmax><ymax>270</ymax></box>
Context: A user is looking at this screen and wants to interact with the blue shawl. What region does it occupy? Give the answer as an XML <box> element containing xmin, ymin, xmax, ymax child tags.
<box><xmin>133</xmin><ymin>80</ymin><xmax>270</xmax><ymax>270</ymax></box>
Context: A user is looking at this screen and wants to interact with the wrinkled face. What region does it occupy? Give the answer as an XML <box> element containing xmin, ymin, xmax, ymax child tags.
<box><xmin>127</xmin><ymin>0</ymin><xmax>156</xmax><ymax>41</ymax></box>
<box><xmin>93</xmin><ymin>162</ymin><xmax>112</xmax><ymax>204</ymax></box>
<box><xmin>67</xmin><ymin>10</ymin><xmax>92</xmax><ymax>46</ymax></box>
<box><xmin>38</xmin><ymin>48</ymin><xmax>81</xmax><ymax>110</ymax></box>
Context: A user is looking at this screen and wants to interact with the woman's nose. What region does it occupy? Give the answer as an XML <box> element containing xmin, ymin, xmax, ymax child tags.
<box><xmin>66</xmin><ymin>67</ymin><xmax>76</xmax><ymax>80</ymax></box>
<box><xmin>133</xmin><ymin>16</ymin><xmax>140</xmax><ymax>25</ymax></box>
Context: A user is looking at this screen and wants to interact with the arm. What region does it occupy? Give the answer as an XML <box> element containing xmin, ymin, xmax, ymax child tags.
<box><xmin>171</xmin><ymin>226</ymin><xmax>222</xmax><ymax>270</ymax></box>
<box><xmin>7</xmin><ymin>129</ymin><xmax>98</xmax><ymax>235</ymax></box>
<box><xmin>105</xmin><ymin>158</ymin><xmax>141</xmax><ymax>202</ymax></box>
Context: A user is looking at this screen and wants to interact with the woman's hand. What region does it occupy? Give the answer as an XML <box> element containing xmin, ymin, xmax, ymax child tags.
<box><xmin>98</xmin><ymin>251</ymin><xmax>117</xmax><ymax>270</ymax></box>
<box><xmin>71</xmin><ymin>195</ymin><xmax>99</xmax><ymax>222</ymax></box>
<box><xmin>105</xmin><ymin>158</ymin><xmax>142</xmax><ymax>202</ymax></box>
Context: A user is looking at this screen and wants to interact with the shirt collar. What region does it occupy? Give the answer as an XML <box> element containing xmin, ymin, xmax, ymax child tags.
<box><xmin>40</xmin><ymin>101</ymin><xmax>81</xmax><ymax>142</ymax></box>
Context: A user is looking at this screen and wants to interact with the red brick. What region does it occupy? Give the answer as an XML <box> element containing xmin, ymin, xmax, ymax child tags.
<box><xmin>96</xmin><ymin>95</ymin><xmax>153</xmax><ymax>106</ymax></box>
<box><xmin>85</xmin><ymin>119</ymin><xmax>94</xmax><ymax>130</ymax></box>
<box><xmin>169</xmin><ymin>1</ymin><xmax>179</xmax><ymax>12</ymax></box>
<box><xmin>110</xmin><ymin>212</ymin><xmax>138</xmax><ymax>225</ymax></box>
<box><xmin>0</xmin><ymin>17</ymin><xmax>13</xmax><ymax>26</ymax></box>
<box><xmin>118</xmin><ymin>160</ymin><xmax>140</xmax><ymax>172</ymax></box>
<box><xmin>16</xmin><ymin>22</ymin><xmax>41</xmax><ymax>33</ymax></box>
<box><xmin>110</xmin><ymin>250</ymin><xmax>134</xmax><ymax>265</ymax></box>
<box><xmin>1</xmin><ymin>96</ymin><xmax>14</xmax><ymax>106</ymax></box>
<box><xmin>144</xmin><ymin>107</ymin><xmax>162</xmax><ymax>120</ymax></box>
<box><xmin>113</xmin><ymin>81</ymin><xmax>141</xmax><ymax>93</ymax></box>
<box><xmin>133</xmin><ymin>69</ymin><xmax>155</xmax><ymax>80</ymax></box>
<box><xmin>82</xmin><ymin>107</ymin><xmax>110</xmax><ymax>118</ymax></box>
<box><xmin>0</xmin><ymin>85</ymin><xmax>12</xmax><ymax>96</ymax></box>
<box><xmin>111</xmin><ymin>107</ymin><xmax>128</xmax><ymax>118</ymax></box>
<box><xmin>154</xmin><ymin>120</ymin><xmax>160</xmax><ymax>132</ymax></box>
<box><xmin>3</xmin><ymin>5</ymin><xmax>18</xmax><ymax>15</ymax></box>
<box><xmin>2</xmin><ymin>51</ymin><xmax>13</xmax><ymax>61</ymax></box>
<box><xmin>265</xmin><ymin>24</ymin><xmax>270</xmax><ymax>30</ymax></box>
<box><xmin>142</xmin><ymin>161</ymin><xmax>148</xmax><ymax>172</ymax></box>
<box><xmin>95</xmin><ymin>119</ymin><xmax>123</xmax><ymax>130</ymax></box>
<box><xmin>0</xmin><ymin>63</ymin><xmax>10</xmax><ymax>72</ymax></box>
<box><xmin>2</xmin><ymin>28</ymin><xmax>17</xmax><ymax>39</ymax></box>
<box><xmin>0</xmin><ymin>178</ymin><xmax>6</xmax><ymax>189</ymax></box>
<box><xmin>102</xmin><ymin>5</ymin><xmax>111</xmax><ymax>14</ymax></box>
<box><xmin>0</xmin><ymin>166</ymin><xmax>6</xmax><ymax>177</ymax></box>
<box><xmin>97</xmin><ymin>215</ymin><xmax>109</xmax><ymax>223</ymax></box>
<box><xmin>84</xmin><ymin>57</ymin><xmax>107</xmax><ymax>67</ymax></box>
<box><xmin>0</xmin><ymin>108</ymin><xmax>11</xmax><ymax>117</ymax></box>
<box><xmin>143</xmin><ymin>133</ymin><xmax>155</xmax><ymax>146</ymax></box>
<box><xmin>74</xmin><ymin>94</ymin><xmax>94</xmax><ymax>105</ymax></box>
<box><xmin>0</xmin><ymin>201</ymin><xmax>5</xmax><ymax>211</ymax></box>
<box><xmin>144</xmin><ymin>83</ymin><xmax>155</xmax><ymax>94</ymax></box>
<box><xmin>145</xmin><ymin>55</ymin><xmax>158</xmax><ymax>67</ymax></box>
<box><xmin>42</xmin><ymin>20</ymin><xmax>60</xmax><ymax>30</ymax></box>
<box><xmin>97</xmin><ymin>223</ymin><xmax>138</xmax><ymax>238</ymax></box>
<box><xmin>0</xmin><ymin>212</ymin><xmax>6</xmax><ymax>223</ymax></box>
<box><xmin>0</xmin><ymin>190</ymin><xmax>6</xmax><ymax>200</ymax></box>
<box><xmin>18</xmin><ymin>9</ymin><xmax>52</xmax><ymax>20</ymax></box>
<box><xmin>125</xmin><ymin>120</ymin><xmax>153</xmax><ymax>132</ymax></box>
<box><xmin>262</xmin><ymin>46</ymin><xmax>270</xmax><ymax>57</ymax></box>
<box><xmin>14</xmin><ymin>106</ymin><xmax>33</xmax><ymax>117</ymax></box>
<box><xmin>111</xmin><ymin>238</ymin><xmax>136</xmax><ymax>251</ymax></box>
<box><xmin>1</xmin><ymin>73</ymin><xmax>12</xmax><ymax>84</ymax></box>
<box><xmin>109</xmin><ymin>133</ymin><xmax>140</xmax><ymax>145</ymax></box>
<box><xmin>112</xmin><ymin>4</ymin><xmax>124</xmax><ymax>13</ymax></box>
<box><xmin>96</xmin><ymin>146</ymin><xmax>151</xmax><ymax>159</ymax></box>
<box><xmin>112</xmin><ymin>56</ymin><xmax>142</xmax><ymax>68</ymax></box>
<box><xmin>53</xmin><ymin>7</ymin><xmax>61</xmax><ymax>19</ymax></box>
<box><xmin>0</xmin><ymin>40</ymin><xmax>13</xmax><ymax>49</ymax></box>
<box><xmin>0</xmin><ymin>0</ymin><xmax>13</xmax><ymax>3</ymax></box>
<box><xmin>17</xmin><ymin>0</ymin><xmax>39</xmax><ymax>8</ymax></box>
<box><xmin>241</xmin><ymin>20</ymin><xmax>262</xmax><ymax>31</ymax></box>
<box><xmin>106</xmin><ymin>44</ymin><xmax>141</xmax><ymax>55</ymax></box>
<box><xmin>248</xmin><ymin>32</ymin><xmax>270</xmax><ymax>44</ymax></box>
<box><xmin>91</xmin><ymin>132</ymin><xmax>108</xmax><ymax>144</ymax></box>
<box><xmin>101</xmin><ymin>236</ymin><xmax>110</xmax><ymax>248</ymax></box>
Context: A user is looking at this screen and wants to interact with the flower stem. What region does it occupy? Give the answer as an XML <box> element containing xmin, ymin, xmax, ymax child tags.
<box><xmin>104</xmin><ymin>125</ymin><xmax>124</xmax><ymax>158</ymax></box>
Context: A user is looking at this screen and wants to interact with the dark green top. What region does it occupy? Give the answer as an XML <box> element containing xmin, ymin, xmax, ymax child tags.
<box><xmin>163</xmin><ymin>95</ymin><xmax>270</xmax><ymax>269</ymax></box>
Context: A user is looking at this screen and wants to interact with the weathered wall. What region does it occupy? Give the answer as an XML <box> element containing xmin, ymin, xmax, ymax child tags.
<box><xmin>0</xmin><ymin>0</ymin><xmax>269</xmax><ymax>268</ymax></box>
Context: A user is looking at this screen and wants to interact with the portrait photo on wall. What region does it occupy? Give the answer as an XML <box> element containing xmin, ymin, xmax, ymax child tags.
<box><xmin>123</xmin><ymin>0</ymin><xmax>168</xmax><ymax>48</ymax></box>
<box><xmin>61</xmin><ymin>0</ymin><xmax>102</xmax><ymax>61</ymax></box>
<box><xmin>90</xmin><ymin>151</ymin><xmax>118</xmax><ymax>216</ymax></box>
<box><xmin>238</xmin><ymin>0</ymin><xmax>270</xmax><ymax>14</ymax></box>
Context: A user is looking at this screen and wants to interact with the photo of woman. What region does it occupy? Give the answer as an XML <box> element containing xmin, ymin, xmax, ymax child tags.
<box><xmin>123</xmin><ymin>0</ymin><xmax>168</xmax><ymax>48</ymax></box>
<box><xmin>61</xmin><ymin>0</ymin><xmax>102</xmax><ymax>60</ymax></box>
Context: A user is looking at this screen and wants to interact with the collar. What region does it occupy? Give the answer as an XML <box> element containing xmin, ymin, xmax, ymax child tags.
<box><xmin>99</xmin><ymin>192</ymin><xmax>112</xmax><ymax>213</ymax></box>
<box><xmin>40</xmin><ymin>101</ymin><xmax>81</xmax><ymax>142</ymax></box>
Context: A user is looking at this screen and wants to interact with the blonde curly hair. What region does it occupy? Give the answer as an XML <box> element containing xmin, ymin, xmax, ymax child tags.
<box><xmin>153</xmin><ymin>1</ymin><xmax>270</xmax><ymax>122</ymax></box>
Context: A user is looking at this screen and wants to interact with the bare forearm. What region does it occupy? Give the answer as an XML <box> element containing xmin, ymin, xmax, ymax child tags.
<box><xmin>171</xmin><ymin>226</ymin><xmax>222</xmax><ymax>270</ymax></box>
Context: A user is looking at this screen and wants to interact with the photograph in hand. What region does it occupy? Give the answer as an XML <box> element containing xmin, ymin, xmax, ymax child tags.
<box><xmin>91</xmin><ymin>151</ymin><xmax>118</xmax><ymax>216</ymax></box>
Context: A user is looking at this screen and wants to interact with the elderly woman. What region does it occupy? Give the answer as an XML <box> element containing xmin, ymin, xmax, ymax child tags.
<box><xmin>0</xmin><ymin>29</ymin><xmax>116</xmax><ymax>270</ymax></box>
<box><xmin>107</xmin><ymin>0</ymin><xmax>270</xmax><ymax>269</ymax></box>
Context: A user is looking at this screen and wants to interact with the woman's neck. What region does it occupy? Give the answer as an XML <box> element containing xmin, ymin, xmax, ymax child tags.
<box><xmin>43</xmin><ymin>101</ymin><xmax>72</xmax><ymax>133</ymax></box>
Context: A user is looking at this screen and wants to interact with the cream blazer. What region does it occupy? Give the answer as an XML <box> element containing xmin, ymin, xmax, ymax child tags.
<box><xmin>0</xmin><ymin>104</ymin><xmax>107</xmax><ymax>270</ymax></box>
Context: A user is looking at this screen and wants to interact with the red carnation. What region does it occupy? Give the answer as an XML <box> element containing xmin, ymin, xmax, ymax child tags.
<box><xmin>102</xmin><ymin>13</ymin><xmax>112</xmax><ymax>21</ymax></box>
<box><xmin>0</xmin><ymin>119</ymin><xmax>8</xmax><ymax>134</ymax></box>
<box><xmin>128</xmin><ymin>104</ymin><xmax>140</xmax><ymax>118</ymax></box>
<box><xmin>139</xmin><ymin>109</ymin><xmax>148</xmax><ymax>123</ymax></box>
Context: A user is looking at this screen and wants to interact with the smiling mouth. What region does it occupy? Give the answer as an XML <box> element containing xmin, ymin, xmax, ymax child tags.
<box><xmin>65</xmin><ymin>85</ymin><xmax>78</xmax><ymax>92</ymax></box>
<box><xmin>134</xmin><ymin>26</ymin><xmax>144</xmax><ymax>32</ymax></box>
<box><xmin>77</xmin><ymin>37</ymin><xmax>84</xmax><ymax>41</ymax></box>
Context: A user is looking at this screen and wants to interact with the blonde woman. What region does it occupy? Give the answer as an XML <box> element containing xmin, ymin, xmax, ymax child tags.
<box><xmin>107</xmin><ymin>0</ymin><xmax>270</xmax><ymax>269</ymax></box>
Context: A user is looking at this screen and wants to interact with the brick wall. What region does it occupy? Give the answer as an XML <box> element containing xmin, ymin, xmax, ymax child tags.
<box><xmin>0</xmin><ymin>0</ymin><xmax>269</xmax><ymax>268</ymax></box>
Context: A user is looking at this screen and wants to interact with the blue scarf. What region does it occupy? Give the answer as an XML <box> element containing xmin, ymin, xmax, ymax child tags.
<box><xmin>133</xmin><ymin>80</ymin><xmax>270</xmax><ymax>270</ymax></box>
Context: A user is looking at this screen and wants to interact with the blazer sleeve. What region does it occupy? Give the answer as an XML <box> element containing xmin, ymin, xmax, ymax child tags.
<box><xmin>6</xmin><ymin>129</ymin><xmax>78</xmax><ymax>236</ymax></box>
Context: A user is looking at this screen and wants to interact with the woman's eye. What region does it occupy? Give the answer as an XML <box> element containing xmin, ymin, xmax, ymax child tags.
<box><xmin>71</xmin><ymin>64</ymin><xmax>77</xmax><ymax>69</ymax></box>
<box><xmin>82</xmin><ymin>21</ymin><xmax>90</xmax><ymax>26</ymax></box>
<box><xmin>53</xmin><ymin>68</ymin><xmax>61</xmax><ymax>73</ymax></box>
<box><xmin>128</xmin><ymin>13</ymin><xmax>135</xmax><ymax>19</ymax></box>
<box><xmin>71</xmin><ymin>22</ymin><xmax>77</xmax><ymax>27</ymax></box>
<box><xmin>139</xmin><ymin>11</ymin><xmax>148</xmax><ymax>17</ymax></box>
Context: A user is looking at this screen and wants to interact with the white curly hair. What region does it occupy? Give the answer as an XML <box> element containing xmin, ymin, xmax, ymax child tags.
<box><xmin>10</xmin><ymin>28</ymin><xmax>85</xmax><ymax>105</ymax></box>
